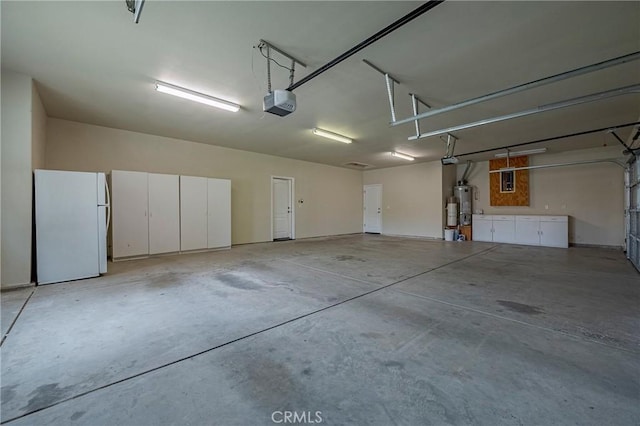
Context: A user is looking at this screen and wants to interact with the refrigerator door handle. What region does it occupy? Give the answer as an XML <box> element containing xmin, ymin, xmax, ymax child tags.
<box><xmin>105</xmin><ymin>179</ymin><xmax>111</xmax><ymax>233</ymax></box>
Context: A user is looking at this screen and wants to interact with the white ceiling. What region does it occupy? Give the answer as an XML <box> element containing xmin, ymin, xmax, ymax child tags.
<box><xmin>2</xmin><ymin>1</ymin><xmax>639</xmax><ymax>169</ymax></box>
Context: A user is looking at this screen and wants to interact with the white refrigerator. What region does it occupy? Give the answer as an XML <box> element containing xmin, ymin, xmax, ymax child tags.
<box><xmin>35</xmin><ymin>170</ymin><xmax>110</xmax><ymax>284</ymax></box>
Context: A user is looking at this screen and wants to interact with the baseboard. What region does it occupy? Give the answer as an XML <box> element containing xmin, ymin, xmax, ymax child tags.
<box><xmin>570</xmin><ymin>243</ymin><xmax>623</xmax><ymax>250</ymax></box>
<box><xmin>1</xmin><ymin>282</ymin><xmax>36</xmax><ymax>292</ymax></box>
<box><xmin>380</xmin><ymin>233</ymin><xmax>441</xmax><ymax>240</ymax></box>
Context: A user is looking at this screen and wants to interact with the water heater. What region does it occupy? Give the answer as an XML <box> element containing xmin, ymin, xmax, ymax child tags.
<box><xmin>454</xmin><ymin>185</ymin><xmax>472</xmax><ymax>225</ymax></box>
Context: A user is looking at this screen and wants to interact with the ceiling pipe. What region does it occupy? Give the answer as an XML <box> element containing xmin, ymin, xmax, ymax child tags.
<box><xmin>408</xmin><ymin>84</ymin><xmax>640</xmax><ymax>141</ymax></box>
<box><xmin>489</xmin><ymin>158</ymin><xmax>627</xmax><ymax>174</ymax></box>
<box><xmin>456</xmin><ymin>121</ymin><xmax>640</xmax><ymax>158</ymax></box>
<box><xmin>286</xmin><ymin>1</ymin><xmax>444</xmax><ymax>91</ymax></box>
<box><xmin>392</xmin><ymin>50</ymin><xmax>640</xmax><ymax>127</ymax></box>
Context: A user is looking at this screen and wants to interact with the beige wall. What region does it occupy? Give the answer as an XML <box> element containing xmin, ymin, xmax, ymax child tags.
<box><xmin>363</xmin><ymin>161</ymin><xmax>445</xmax><ymax>238</ymax></box>
<box><xmin>46</xmin><ymin>119</ymin><xmax>363</xmax><ymax>245</ymax></box>
<box><xmin>1</xmin><ymin>71</ymin><xmax>33</xmax><ymax>287</ymax></box>
<box><xmin>31</xmin><ymin>82</ymin><xmax>47</xmax><ymax>170</ymax></box>
<box><xmin>458</xmin><ymin>146</ymin><xmax>626</xmax><ymax>247</ymax></box>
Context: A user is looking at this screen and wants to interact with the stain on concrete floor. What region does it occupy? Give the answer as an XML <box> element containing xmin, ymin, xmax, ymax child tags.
<box><xmin>21</xmin><ymin>383</ymin><xmax>76</xmax><ymax>413</ymax></box>
<box><xmin>496</xmin><ymin>300</ymin><xmax>544</xmax><ymax>315</ymax></box>
<box><xmin>334</xmin><ymin>255</ymin><xmax>366</xmax><ymax>262</ymax></box>
<box><xmin>217</xmin><ymin>272</ymin><xmax>263</xmax><ymax>290</ymax></box>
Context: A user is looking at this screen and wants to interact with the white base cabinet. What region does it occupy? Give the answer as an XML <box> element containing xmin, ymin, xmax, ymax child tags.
<box><xmin>472</xmin><ymin>215</ymin><xmax>515</xmax><ymax>244</ymax></box>
<box><xmin>539</xmin><ymin>217</ymin><xmax>569</xmax><ymax>248</ymax></box>
<box><xmin>472</xmin><ymin>216</ymin><xmax>493</xmax><ymax>242</ymax></box>
<box><xmin>473</xmin><ymin>214</ymin><xmax>568</xmax><ymax>248</ymax></box>
<box><xmin>491</xmin><ymin>216</ymin><xmax>516</xmax><ymax>244</ymax></box>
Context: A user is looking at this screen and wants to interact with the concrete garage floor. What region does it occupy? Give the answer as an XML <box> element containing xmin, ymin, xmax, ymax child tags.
<box><xmin>1</xmin><ymin>234</ymin><xmax>638</xmax><ymax>425</ymax></box>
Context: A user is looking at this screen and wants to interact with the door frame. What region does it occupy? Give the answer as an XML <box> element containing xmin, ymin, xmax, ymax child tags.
<box><xmin>271</xmin><ymin>176</ymin><xmax>295</xmax><ymax>241</ymax></box>
<box><xmin>363</xmin><ymin>184</ymin><xmax>382</xmax><ymax>234</ymax></box>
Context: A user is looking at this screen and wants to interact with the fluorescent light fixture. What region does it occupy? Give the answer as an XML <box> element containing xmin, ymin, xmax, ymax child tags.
<box><xmin>391</xmin><ymin>151</ymin><xmax>414</xmax><ymax>161</ymax></box>
<box><xmin>312</xmin><ymin>128</ymin><xmax>352</xmax><ymax>144</ymax></box>
<box><xmin>494</xmin><ymin>148</ymin><xmax>547</xmax><ymax>158</ymax></box>
<box><xmin>155</xmin><ymin>81</ymin><xmax>240</xmax><ymax>112</ymax></box>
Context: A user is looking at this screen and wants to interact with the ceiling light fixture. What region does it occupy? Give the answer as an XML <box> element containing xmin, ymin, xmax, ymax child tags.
<box><xmin>155</xmin><ymin>82</ymin><xmax>240</xmax><ymax>112</ymax></box>
<box><xmin>391</xmin><ymin>151</ymin><xmax>414</xmax><ymax>161</ymax></box>
<box><xmin>494</xmin><ymin>148</ymin><xmax>547</xmax><ymax>158</ymax></box>
<box><xmin>312</xmin><ymin>128</ymin><xmax>352</xmax><ymax>144</ymax></box>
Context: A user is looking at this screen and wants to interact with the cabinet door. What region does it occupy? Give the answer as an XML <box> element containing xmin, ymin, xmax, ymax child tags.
<box><xmin>492</xmin><ymin>216</ymin><xmax>516</xmax><ymax>243</ymax></box>
<box><xmin>180</xmin><ymin>176</ymin><xmax>208</xmax><ymax>251</ymax></box>
<box><xmin>112</xmin><ymin>171</ymin><xmax>149</xmax><ymax>258</ymax></box>
<box><xmin>540</xmin><ymin>219</ymin><xmax>568</xmax><ymax>248</ymax></box>
<box><xmin>149</xmin><ymin>173</ymin><xmax>180</xmax><ymax>254</ymax></box>
<box><xmin>472</xmin><ymin>216</ymin><xmax>493</xmax><ymax>242</ymax></box>
<box><xmin>515</xmin><ymin>216</ymin><xmax>540</xmax><ymax>246</ymax></box>
<box><xmin>207</xmin><ymin>178</ymin><xmax>231</xmax><ymax>249</ymax></box>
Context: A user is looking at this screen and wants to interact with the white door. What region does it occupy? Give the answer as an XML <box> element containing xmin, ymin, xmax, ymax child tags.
<box><xmin>208</xmin><ymin>178</ymin><xmax>232</xmax><ymax>248</ymax></box>
<box><xmin>35</xmin><ymin>170</ymin><xmax>100</xmax><ymax>284</ymax></box>
<box><xmin>363</xmin><ymin>185</ymin><xmax>382</xmax><ymax>233</ymax></box>
<box><xmin>492</xmin><ymin>216</ymin><xmax>516</xmax><ymax>244</ymax></box>
<box><xmin>180</xmin><ymin>176</ymin><xmax>209</xmax><ymax>251</ymax></box>
<box><xmin>515</xmin><ymin>216</ymin><xmax>540</xmax><ymax>246</ymax></box>
<box><xmin>148</xmin><ymin>173</ymin><xmax>180</xmax><ymax>254</ymax></box>
<box><xmin>112</xmin><ymin>170</ymin><xmax>149</xmax><ymax>259</ymax></box>
<box><xmin>472</xmin><ymin>216</ymin><xmax>493</xmax><ymax>242</ymax></box>
<box><xmin>273</xmin><ymin>178</ymin><xmax>292</xmax><ymax>240</ymax></box>
<box><xmin>540</xmin><ymin>218</ymin><xmax>569</xmax><ymax>248</ymax></box>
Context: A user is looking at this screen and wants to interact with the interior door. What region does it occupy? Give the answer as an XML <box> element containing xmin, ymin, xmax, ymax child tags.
<box><xmin>180</xmin><ymin>176</ymin><xmax>208</xmax><ymax>251</ymax></box>
<box><xmin>363</xmin><ymin>184</ymin><xmax>382</xmax><ymax>234</ymax></box>
<box><xmin>111</xmin><ymin>170</ymin><xmax>149</xmax><ymax>259</ymax></box>
<box><xmin>35</xmin><ymin>170</ymin><xmax>100</xmax><ymax>284</ymax></box>
<box><xmin>208</xmin><ymin>178</ymin><xmax>232</xmax><ymax>248</ymax></box>
<box><xmin>149</xmin><ymin>173</ymin><xmax>180</xmax><ymax>254</ymax></box>
<box><xmin>273</xmin><ymin>178</ymin><xmax>292</xmax><ymax>240</ymax></box>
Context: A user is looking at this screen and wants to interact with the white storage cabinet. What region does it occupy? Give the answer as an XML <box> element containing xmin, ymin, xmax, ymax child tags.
<box><xmin>180</xmin><ymin>175</ymin><xmax>232</xmax><ymax>252</ymax></box>
<box><xmin>112</xmin><ymin>171</ymin><xmax>149</xmax><ymax>259</ymax></box>
<box><xmin>515</xmin><ymin>215</ymin><xmax>568</xmax><ymax>248</ymax></box>
<box><xmin>148</xmin><ymin>173</ymin><xmax>180</xmax><ymax>255</ymax></box>
<box><xmin>207</xmin><ymin>178</ymin><xmax>232</xmax><ymax>249</ymax></box>
<box><xmin>472</xmin><ymin>215</ymin><xmax>515</xmax><ymax>243</ymax></box>
<box><xmin>180</xmin><ymin>176</ymin><xmax>209</xmax><ymax>251</ymax></box>
<box><xmin>474</xmin><ymin>214</ymin><xmax>568</xmax><ymax>248</ymax></box>
<box><xmin>112</xmin><ymin>171</ymin><xmax>181</xmax><ymax>260</ymax></box>
<box><xmin>472</xmin><ymin>215</ymin><xmax>493</xmax><ymax>242</ymax></box>
<box><xmin>540</xmin><ymin>216</ymin><xmax>569</xmax><ymax>248</ymax></box>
